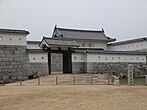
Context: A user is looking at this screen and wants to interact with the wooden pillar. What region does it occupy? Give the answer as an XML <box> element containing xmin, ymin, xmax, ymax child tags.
<box><xmin>63</xmin><ymin>53</ymin><xmax>67</xmax><ymax>73</ymax></box>
<box><xmin>68</xmin><ymin>51</ymin><xmax>72</xmax><ymax>73</ymax></box>
<box><xmin>145</xmin><ymin>75</ymin><xmax>147</xmax><ymax>85</ymax></box>
<box><xmin>48</xmin><ymin>48</ymin><xmax>51</xmax><ymax>75</ymax></box>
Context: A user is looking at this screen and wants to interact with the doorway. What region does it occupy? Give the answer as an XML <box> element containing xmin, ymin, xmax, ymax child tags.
<box><xmin>47</xmin><ymin>48</ymin><xmax>73</xmax><ymax>74</ymax></box>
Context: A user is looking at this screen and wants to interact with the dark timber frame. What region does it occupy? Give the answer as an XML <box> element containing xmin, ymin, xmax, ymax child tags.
<box><xmin>47</xmin><ymin>47</ymin><xmax>73</xmax><ymax>74</ymax></box>
<box><xmin>39</xmin><ymin>37</ymin><xmax>79</xmax><ymax>74</ymax></box>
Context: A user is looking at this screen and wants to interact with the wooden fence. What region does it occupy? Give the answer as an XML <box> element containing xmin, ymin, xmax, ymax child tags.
<box><xmin>0</xmin><ymin>74</ymin><xmax>117</xmax><ymax>86</ymax></box>
<box><xmin>1</xmin><ymin>74</ymin><xmax>146</xmax><ymax>86</ymax></box>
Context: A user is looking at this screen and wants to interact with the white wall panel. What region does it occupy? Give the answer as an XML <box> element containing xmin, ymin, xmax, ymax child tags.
<box><xmin>27</xmin><ymin>44</ymin><xmax>41</xmax><ymax>49</ymax></box>
<box><xmin>0</xmin><ymin>34</ymin><xmax>27</xmax><ymax>45</ymax></box>
<box><xmin>29</xmin><ymin>53</ymin><xmax>48</xmax><ymax>63</ymax></box>
<box><xmin>72</xmin><ymin>53</ymin><xmax>87</xmax><ymax>62</ymax></box>
<box><xmin>108</xmin><ymin>41</ymin><xmax>147</xmax><ymax>51</ymax></box>
<box><xmin>87</xmin><ymin>53</ymin><xmax>146</xmax><ymax>63</ymax></box>
<box><xmin>72</xmin><ymin>53</ymin><xmax>146</xmax><ymax>63</ymax></box>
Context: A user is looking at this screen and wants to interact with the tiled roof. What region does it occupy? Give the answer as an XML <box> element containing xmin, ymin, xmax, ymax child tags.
<box><xmin>73</xmin><ymin>47</ymin><xmax>104</xmax><ymax>51</ymax></box>
<box><xmin>0</xmin><ymin>28</ymin><xmax>29</xmax><ymax>34</ymax></box>
<box><xmin>27</xmin><ymin>48</ymin><xmax>147</xmax><ymax>55</ymax></box>
<box><xmin>42</xmin><ymin>37</ymin><xmax>80</xmax><ymax>47</ymax></box>
<box><xmin>27</xmin><ymin>41</ymin><xmax>41</xmax><ymax>44</ymax></box>
<box><xmin>53</xmin><ymin>26</ymin><xmax>115</xmax><ymax>42</ymax></box>
<box><xmin>108</xmin><ymin>37</ymin><xmax>147</xmax><ymax>46</ymax></box>
<box><xmin>27</xmin><ymin>49</ymin><xmax>45</xmax><ymax>53</ymax></box>
<box><xmin>74</xmin><ymin>48</ymin><xmax>147</xmax><ymax>55</ymax></box>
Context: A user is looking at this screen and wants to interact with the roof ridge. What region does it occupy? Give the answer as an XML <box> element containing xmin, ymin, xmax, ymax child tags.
<box><xmin>108</xmin><ymin>37</ymin><xmax>147</xmax><ymax>46</ymax></box>
<box><xmin>0</xmin><ymin>28</ymin><xmax>26</xmax><ymax>31</ymax></box>
<box><xmin>43</xmin><ymin>36</ymin><xmax>76</xmax><ymax>41</ymax></box>
<box><xmin>57</xmin><ymin>27</ymin><xmax>103</xmax><ymax>33</ymax></box>
<box><xmin>27</xmin><ymin>40</ymin><xmax>40</xmax><ymax>42</ymax></box>
<box><xmin>27</xmin><ymin>41</ymin><xmax>41</xmax><ymax>44</ymax></box>
<box><xmin>0</xmin><ymin>28</ymin><xmax>29</xmax><ymax>34</ymax></box>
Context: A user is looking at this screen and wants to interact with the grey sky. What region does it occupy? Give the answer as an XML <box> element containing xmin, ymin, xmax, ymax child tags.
<box><xmin>0</xmin><ymin>0</ymin><xmax>147</xmax><ymax>41</ymax></box>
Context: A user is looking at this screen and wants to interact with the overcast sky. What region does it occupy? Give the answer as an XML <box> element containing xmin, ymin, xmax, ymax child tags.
<box><xmin>0</xmin><ymin>0</ymin><xmax>147</xmax><ymax>41</ymax></box>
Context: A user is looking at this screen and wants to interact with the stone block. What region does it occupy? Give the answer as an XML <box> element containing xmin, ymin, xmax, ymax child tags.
<box><xmin>6</xmin><ymin>54</ymin><xmax>12</xmax><ymax>57</ymax></box>
<box><xmin>14</xmin><ymin>58</ymin><xmax>21</xmax><ymax>61</ymax></box>
<box><xmin>109</xmin><ymin>75</ymin><xmax>119</xmax><ymax>85</ymax></box>
<box><xmin>12</xmin><ymin>69</ymin><xmax>16</xmax><ymax>73</ymax></box>
<box><xmin>17</xmin><ymin>76</ymin><xmax>23</xmax><ymax>80</ymax></box>
<box><xmin>0</xmin><ymin>50</ymin><xmax>3</xmax><ymax>53</ymax></box>
<box><xmin>2</xmin><ymin>58</ymin><xmax>9</xmax><ymax>61</ymax></box>
<box><xmin>20</xmin><ymin>50</ymin><xmax>26</xmax><ymax>54</ymax></box>
<box><xmin>8</xmin><ymin>58</ymin><xmax>13</xmax><ymax>61</ymax></box>
<box><xmin>15</xmin><ymin>51</ymin><xmax>21</xmax><ymax>54</ymax></box>
<box><xmin>3</xmin><ymin>75</ymin><xmax>9</xmax><ymax>80</ymax></box>
<box><xmin>22</xmin><ymin>76</ymin><xmax>28</xmax><ymax>80</ymax></box>
<box><xmin>3</xmin><ymin>51</ymin><xmax>10</xmax><ymax>54</ymax></box>
<box><xmin>11</xmin><ymin>76</ymin><xmax>17</xmax><ymax>80</ymax></box>
<box><xmin>0</xmin><ymin>58</ymin><xmax>3</xmax><ymax>61</ymax></box>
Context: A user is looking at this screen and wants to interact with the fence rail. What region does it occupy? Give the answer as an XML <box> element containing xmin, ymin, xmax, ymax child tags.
<box><xmin>0</xmin><ymin>74</ymin><xmax>122</xmax><ymax>86</ymax></box>
<box><xmin>2</xmin><ymin>74</ymin><xmax>147</xmax><ymax>86</ymax></box>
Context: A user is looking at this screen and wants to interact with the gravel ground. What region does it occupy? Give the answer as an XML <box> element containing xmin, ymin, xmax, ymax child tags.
<box><xmin>0</xmin><ymin>85</ymin><xmax>147</xmax><ymax>110</ymax></box>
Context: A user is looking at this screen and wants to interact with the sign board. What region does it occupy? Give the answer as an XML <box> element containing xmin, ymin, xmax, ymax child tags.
<box><xmin>128</xmin><ymin>64</ymin><xmax>134</xmax><ymax>85</ymax></box>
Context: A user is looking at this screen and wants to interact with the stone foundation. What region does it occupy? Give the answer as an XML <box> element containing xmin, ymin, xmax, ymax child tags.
<box><xmin>29</xmin><ymin>53</ymin><xmax>63</xmax><ymax>75</ymax></box>
<box><xmin>0</xmin><ymin>45</ymin><xmax>32</xmax><ymax>83</ymax></box>
<box><xmin>72</xmin><ymin>62</ymin><xmax>147</xmax><ymax>77</ymax></box>
<box><xmin>30</xmin><ymin>63</ymin><xmax>48</xmax><ymax>75</ymax></box>
<box><xmin>72</xmin><ymin>62</ymin><xmax>87</xmax><ymax>73</ymax></box>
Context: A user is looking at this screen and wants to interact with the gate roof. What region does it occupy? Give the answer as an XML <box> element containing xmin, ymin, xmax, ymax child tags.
<box><xmin>40</xmin><ymin>37</ymin><xmax>79</xmax><ymax>48</ymax></box>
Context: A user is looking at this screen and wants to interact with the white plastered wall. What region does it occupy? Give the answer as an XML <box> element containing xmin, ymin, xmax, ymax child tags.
<box><xmin>29</xmin><ymin>53</ymin><xmax>48</xmax><ymax>63</ymax></box>
<box><xmin>87</xmin><ymin>53</ymin><xmax>146</xmax><ymax>63</ymax></box>
<box><xmin>108</xmin><ymin>41</ymin><xmax>147</xmax><ymax>51</ymax></box>
<box><xmin>0</xmin><ymin>34</ymin><xmax>27</xmax><ymax>45</ymax></box>
<box><xmin>72</xmin><ymin>53</ymin><xmax>87</xmax><ymax>62</ymax></box>
<box><xmin>27</xmin><ymin>44</ymin><xmax>41</xmax><ymax>49</ymax></box>
<box><xmin>76</xmin><ymin>41</ymin><xmax>108</xmax><ymax>50</ymax></box>
<box><xmin>94</xmin><ymin>42</ymin><xmax>108</xmax><ymax>50</ymax></box>
<box><xmin>72</xmin><ymin>53</ymin><xmax>146</xmax><ymax>63</ymax></box>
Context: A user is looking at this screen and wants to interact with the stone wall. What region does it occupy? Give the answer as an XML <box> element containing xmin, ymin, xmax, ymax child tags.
<box><xmin>72</xmin><ymin>62</ymin><xmax>147</xmax><ymax>77</ymax></box>
<box><xmin>51</xmin><ymin>53</ymin><xmax>63</xmax><ymax>72</ymax></box>
<box><xmin>72</xmin><ymin>62</ymin><xmax>87</xmax><ymax>73</ymax></box>
<box><xmin>30</xmin><ymin>63</ymin><xmax>48</xmax><ymax>76</ymax></box>
<box><xmin>87</xmin><ymin>62</ymin><xmax>147</xmax><ymax>77</ymax></box>
<box><xmin>0</xmin><ymin>45</ymin><xmax>32</xmax><ymax>83</ymax></box>
<box><xmin>28</xmin><ymin>53</ymin><xmax>63</xmax><ymax>75</ymax></box>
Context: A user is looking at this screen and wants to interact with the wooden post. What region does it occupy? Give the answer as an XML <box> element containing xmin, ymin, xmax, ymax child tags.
<box><xmin>2</xmin><ymin>75</ymin><xmax>5</xmax><ymax>86</ymax></box>
<box><xmin>145</xmin><ymin>75</ymin><xmax>147</xmax><ymax>86</ymax></box>
<box><xmin>56</xmin><ymin>76</ymin><xmax>58</xmax><ymax>85</ymax></box>
<box><xmin>20</xmin><ymin>77</ymin><xmax>22</xmax><ymax>86</ymax></box>
<box><xmin>108</xmin><ymin>76</ymin><xmax>110</xmax><ymax>85</ymax></box>
<box><xmin>38</xmin><ymin>75</ymin><xmax>40</xmax><ymax>85</ymax></box>
<box><xmin>73</xmin><ymin>76</ymin><xmax>75</xmax><ymax>85</ymax></box>
<box><xmin>2</xmin><ymin>79</ymin><xmax>5</xmax><ymax>86</ymax></box>
<box><xmin>91</xmin><ymin>76</ymin><xmax>93</xmax><ymax>85</ymax></box>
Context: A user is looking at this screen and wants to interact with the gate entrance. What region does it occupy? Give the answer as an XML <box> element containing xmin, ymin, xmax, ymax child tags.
<box><xmin>47</xmin><ymin>48</ymin><xmax>72</xmax><ymax>74</ymax></box>
<box><xmin>40</xmin><ymin>37</ymin><xmax>79</xmax><ymax>74</ymax></box>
